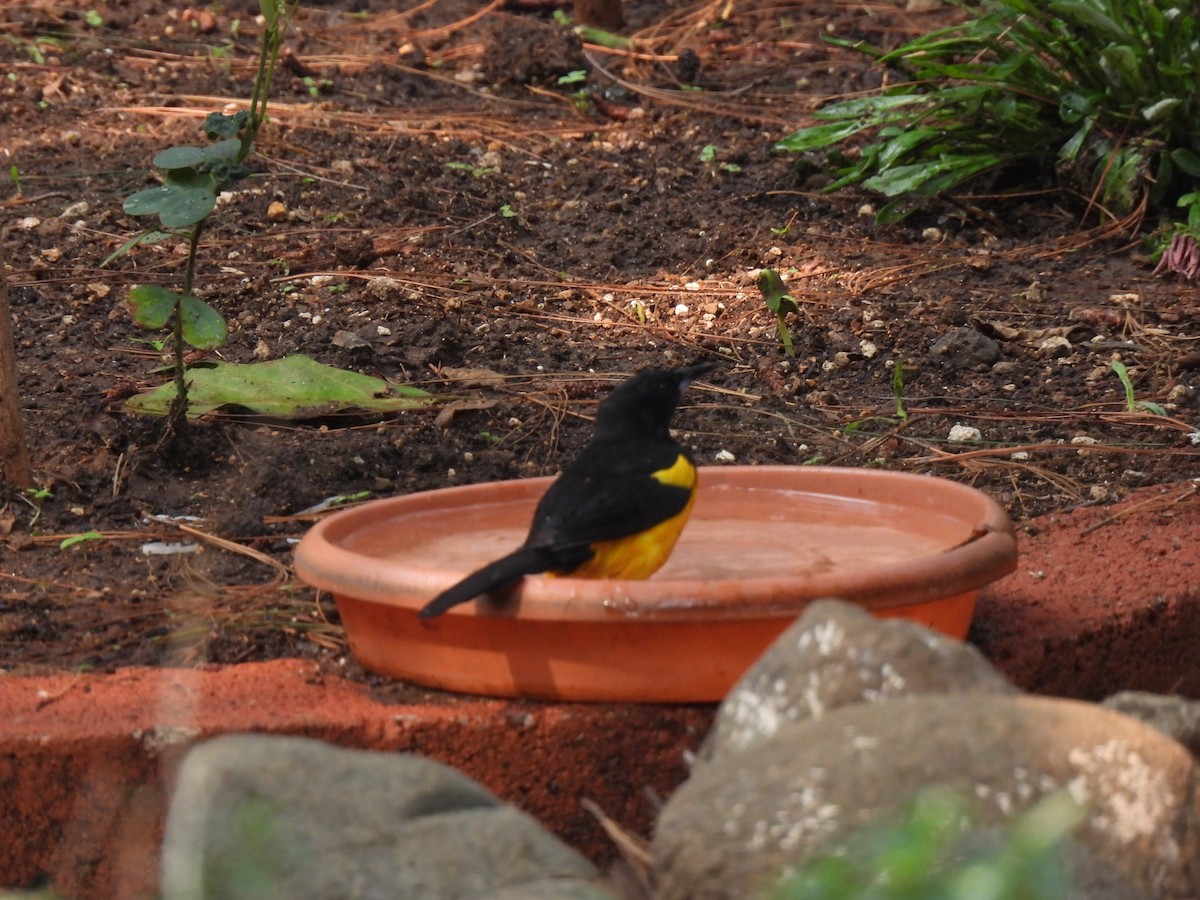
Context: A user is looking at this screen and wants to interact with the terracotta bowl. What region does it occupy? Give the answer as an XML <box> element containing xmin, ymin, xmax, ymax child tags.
<box><xmin>294</xmin><ymin>466</ymin><xmax>1017</xmax><ymax>702</ymax></box>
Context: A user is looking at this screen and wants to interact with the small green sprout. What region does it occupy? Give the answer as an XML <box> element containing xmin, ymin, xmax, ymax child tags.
<box><xmin>84</xmin><ymin>9</ymin><xmax>103</xmax><ymax>27</ymax></box>
<box><xmin>1111</xmin><ymin>360</ymin><xmax>1166</xmax><ymax>415</ymax></box>
<box><xmin>892</xmin><ymin>356</ymin><xmax>908</xmax><ymax>421</ymax></box>
<box><xmin>756</xmin><ymin>268</ymin><xmax>799</xmax><ymax>357</ymax></box>
<box><xmin>499</xmin><ymin>203</ymin><xmax>517</xmax><ymax>219</ymax></box>
<box><xmin>444</xmin><ymin>161</ymin><xmax>497</xmax><ymax>179</ymax></box>
<box><xmin>61</xmin><ymin>530</ymin><xmax>104</xmax><ymax>550</ymax></box>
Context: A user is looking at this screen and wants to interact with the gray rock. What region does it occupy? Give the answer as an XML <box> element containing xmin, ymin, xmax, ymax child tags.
<box><xmin>161</xmin><ymin>734</ymin><xmax>597</xmax><ymax>900</ymax></box>
<box><xmin>655</xmin><ymin>695</ymin><xmax>1200</xmax><ymax>900</ymax></box>
<box><xmin>1103</xmin><ymin>691</ymin><xmax>1200</xmax><ymax>758</ymax></box>
<box><xmin>700</xmin><ymin>600</ymin><xmax>1015</xmax><ymax>762</ymax></box>
<box><xmin>929</xmin><ymin>327</ymin><xmax>1001</xmax><ymax>370</ymax></box>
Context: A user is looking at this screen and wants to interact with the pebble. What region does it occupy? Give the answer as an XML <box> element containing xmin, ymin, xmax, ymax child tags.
<box><xmin>947</xmin><ymin>424</ymin><xmax>982</xmax><ymax>443</ymax></box>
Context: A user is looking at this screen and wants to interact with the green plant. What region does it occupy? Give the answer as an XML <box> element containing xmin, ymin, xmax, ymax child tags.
<box><xmin>1110</xmin><ymin>360</ymin><xmax>1166</xmax><ymax>414</ymax></box>
<box><xmin>699</xmin><ymin>143</ymin><xmax>742</xmax><ymax>174</ymax></box>
<box><xmin>61</xmin><ymin>530</ymin><xmax>104</xmax><ymax>550</ymax></box>
<box><xmin>444</xmin><ymin>161</ymin><xmax>497</xmax><ymax>179</ymax></box>
<box><xmin>770</xmin><ymin>788</ymin><xmax>1084</xmax><ymax>900</ymax></box>
<box><xmin>775</xmin><ymin>0</ymin><xmax>1200</xmax><ymax>223</ymax></box>
<box><xmin>756</xmin><ymin>268</ymin><xmax>799</xmax><ymax>357</ymax></box>
<box><xmin>892</xmin><ymin>356</ymin><xmax>909</xmax><ymax>421</ymax></box>
<box><xmin>112</xmin><ymin>0</ymin><xmax>298</xmax><ymax>433</ymax></box>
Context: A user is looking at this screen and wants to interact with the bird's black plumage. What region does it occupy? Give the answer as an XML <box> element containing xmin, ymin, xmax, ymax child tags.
<box><xmin>418</xmin><ymin>362</ymin><xmax>716</xmax><ymax>619</ymax></box>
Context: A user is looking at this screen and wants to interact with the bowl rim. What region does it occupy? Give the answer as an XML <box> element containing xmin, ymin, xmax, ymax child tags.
<box><xmin>294</xmin><ymin>465</ymin><xmax>1016</xmax><ymax>621</ymax></box>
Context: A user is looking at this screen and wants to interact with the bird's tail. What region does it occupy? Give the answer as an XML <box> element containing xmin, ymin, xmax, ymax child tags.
<box><xmin>418</xmin><ymin>546</ymin><xmax>556</xmax><ymax>619</ymax></box>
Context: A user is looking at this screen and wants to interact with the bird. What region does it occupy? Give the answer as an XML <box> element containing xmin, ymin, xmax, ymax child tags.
<box><xmin>418</xmin><ymin>362</ymin><xmax>717</xmax><ymax>619</ymax></box>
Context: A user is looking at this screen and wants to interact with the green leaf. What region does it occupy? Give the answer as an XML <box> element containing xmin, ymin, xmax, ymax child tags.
<box><xmin>773</xmin><ymin>120</ymin><xmax>872</xmax><ymax>153</ymax></box>
<box><xmin>100</xmin><ymin>229</ymin><xmax>175</xmax><ymax>268</ymax></box>
<box><xmin>756</xmin><ymin>269</ymin><xmax>799</xmax><ymax>315</ymax></box>
<box><xmin>127</xmin><ymin>287</ymin><xmax>227</xmax><ymax>349</ymax></box>
<box><xmin>122</xmin><ymin>169</ymin><xmax>217</xmax><ymax>228</ymax></box>
<box><xmin>1170</xmin><ymin>148</ymin><xmax>1200</xmax><ymax>177</ymax></box>
<box><xmin>203</xmin><ymin>138</ymin><xmax>244</xmax><ymax>163</ymax></box>
<box><xmin>1141</xmin><ymin>97</ymin><xmax>1181</xmax><ymax>123</ymax></box>
<box><xmin>125</xmin><ymin>355</ymin><xmax>437</xmax><ymax>418</ymax></box>
<box><xmin>153</xmin><ymin>145</ymin><xmax>207</xmax><ymax>170</ymax></box>
<box><xmin>180</xmin><ymin>295</ymin><xmax>228</xmax><ymax>349</ymax></box>
<box><xmin>204</xmin><ymin>109</ymin><xmax>249</xmax><ymax>140</ymax></box>
<box><xmin>61</xmin><ymin>530</ymin><xmax>104</xmax><ymax>550</ymax></box>
<box><xmin>1099</xmin><ymin>45</ymin><xmax>1142</xmax><ymax>94</ymax></box>
<box><xmin>1048</xmin><ymin>1</ymin><xmax>1131</xmax><ymax>43</ymax></box>
<box><xmin>127</xmin><ymin>284</ymin><xmax>179</xmax><ymax>330</ymax></box>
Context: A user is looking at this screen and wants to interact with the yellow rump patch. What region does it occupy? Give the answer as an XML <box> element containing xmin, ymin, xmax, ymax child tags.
<box><xmin>650</xmin><ymin>453</ymin><xmax>698</xmax><ymax>490</ymax></box>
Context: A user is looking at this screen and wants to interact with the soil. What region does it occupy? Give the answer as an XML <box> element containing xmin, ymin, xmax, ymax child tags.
<box><xmin>2</xmin><ymin>0</ymin><xmax>1198</xmax><ymax>681</ymax></box>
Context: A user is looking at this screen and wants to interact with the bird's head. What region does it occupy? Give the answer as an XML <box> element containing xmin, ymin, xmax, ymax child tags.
<box><xmin>594</xmin><ymin>362</ymin><xmax>718</xmax><ymax>437</ymax></box>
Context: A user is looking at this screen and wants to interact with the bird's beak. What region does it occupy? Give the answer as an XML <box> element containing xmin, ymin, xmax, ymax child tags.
<box><xmin>676</xmin><ymin>361</ymin><xmax>720</xmax><ymax>387</ymax></box>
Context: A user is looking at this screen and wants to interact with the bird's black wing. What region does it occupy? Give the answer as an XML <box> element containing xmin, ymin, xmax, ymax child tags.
<box><xmin>525</xmin><ymin>439</ymin><xmax>693</xmax><ymax>551</ymax></box>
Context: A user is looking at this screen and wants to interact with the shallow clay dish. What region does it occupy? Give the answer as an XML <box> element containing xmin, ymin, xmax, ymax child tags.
<box><xmin>295</xmin><ymin>466</ymin><xmax>1017</xmax><ymax>702</ymax></box>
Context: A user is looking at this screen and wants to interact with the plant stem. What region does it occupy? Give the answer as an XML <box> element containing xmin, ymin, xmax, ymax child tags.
<box><xmin>166</xmin><ymin>222</ymin><xmax>205</xmax><ymax>432</ymax></box>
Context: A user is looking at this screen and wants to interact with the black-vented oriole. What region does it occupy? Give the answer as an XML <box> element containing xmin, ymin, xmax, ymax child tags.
<box><xmin>418</xmin><ymin>362</ymin><xmax>717</xmax><ymax>619</ymax></box>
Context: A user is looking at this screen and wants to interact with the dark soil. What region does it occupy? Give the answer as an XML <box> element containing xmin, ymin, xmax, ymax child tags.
<box><xmin>2</xmin><ymin>0</ymin><xmax>1198</xmax><ymax>679</ymax></box>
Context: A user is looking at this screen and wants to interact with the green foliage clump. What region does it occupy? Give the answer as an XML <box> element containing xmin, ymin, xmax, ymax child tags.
<box><xmin>769</xmin><ymin>788</ymin><xmax>1085</xmax><ymax>900</ymax></box>
<box><xmin>775</xmin><ymin>0</ymin><xmax>1200</xmax><ymax>224</ymax></box>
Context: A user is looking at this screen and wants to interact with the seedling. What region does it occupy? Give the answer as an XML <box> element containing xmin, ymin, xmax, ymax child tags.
<box><xmin>755</xmin><ymin>268</ymin><xmax>799</xmax><ymax>357</ymax></box>
<box><xmin>112</xmin><ymin>0</ymin><xmax>298</xmax><ymax>434</ymax></box>
<box><xmin>699</xmin><ymin>144</ymin><xmax>742</xmax><ymax>175</ymax></box>
<box><xmin>444</xmin><ymin>161</ymin><xmax>497</xmax><ymax>179</ymax></box>
<box><xmin>1111</xmin><ymin>360</ymin><xmax>1166</xmax><ymax>415</ymax></box>
<box><xmin>892</xmin><ymin>356</ymin><xmax>908</xmax><ymax>421</ymax></box>
<box><xmin>61</xmin><ymin>530</ymin><xmax>104</xmax><ymax>550</ymax></box>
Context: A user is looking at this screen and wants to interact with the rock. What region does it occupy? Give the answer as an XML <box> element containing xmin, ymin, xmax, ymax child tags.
<box><xmin>655</xmin><ymin>694</ymin><xmax>1200</xmax><ymax>900</ymax></box>
<box><xmin>161</xmin><ymin>735</ymin><xmax>597</xmax><ymax>900</ymax></box>
<box><xmin>699</xmin><ymin>600</ymin><xmax>1015</xmax><ymax>763</ymax></box>
<box><xmin>929</xmin><ymin>327</ymin><xmax>1001</xmax><ymax>370</ymax></box>
<box><xmin>1103</xmin><ymin>691</ymin><xmax>1200</xmax><ymax>758</ymax></box>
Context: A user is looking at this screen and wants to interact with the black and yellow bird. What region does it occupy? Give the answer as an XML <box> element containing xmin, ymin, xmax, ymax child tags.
<box><xmin>418</xmin><ymin>362</ymin><xmax>717</xmax><ymax>619</ymax></box>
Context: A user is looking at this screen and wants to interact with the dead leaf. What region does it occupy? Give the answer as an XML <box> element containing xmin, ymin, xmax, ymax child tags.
<box><xmin>438</xmin><ymin>366</ymin><xmax>507</xmax><ymax>389</ymax></box>
<box><xmin>434</xmin><ymin>397</ymin><xmax>497</xmax><ymax>429</ymax></box>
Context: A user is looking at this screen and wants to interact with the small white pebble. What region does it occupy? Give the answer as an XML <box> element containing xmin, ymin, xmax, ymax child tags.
<box><xmin>922</xmin><ymin>227</ymin><xmax>944</xmax><ymax>242</ymax></box>
<box><xmin>1010</xmin><ymin>451</ymin><xmax>1030</xmax><ymax>460</ymax></box>
<box><xmin>674</xmin><ymin>303</ymin><xmax>689</xmax><ymax>316</ymax></box>
<box><xmin>377</xmin><ymin>325</ymin><xmax>391</xmax><ymax>336</ymax></box>
<box><xmin>859</xmin><ymin>340</ymin><xmax>877</xmax><ymax>359</ymax></box>
<box><xmin>684</xmin><ymin>281</ymin><xmax>700</xmax><ymax>292</ymax></box>
<box><xmin>947</xmin><ymin>424</ymin><xmax>982</xmax><ymax>443</ymax></box>
<box><xmin>714</xmin><ymin>449</ymin><xmax>736</xmax><ymax>463</ymax></box>
<box><xmin>1070</xmin><ymin>435</ymin><xmax>1098</xmax><ymax>445</ymax></box>
<box><xmin>857</xmin><ymin>204</ymin><xmax>875</xmax><ymax>217</ymax></box>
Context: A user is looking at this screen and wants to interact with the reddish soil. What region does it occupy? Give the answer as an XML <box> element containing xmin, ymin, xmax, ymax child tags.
<box><xmin>2</xmin><ymin>0</ymin><xmax>1199</xmax><ymax>679</ymax></box>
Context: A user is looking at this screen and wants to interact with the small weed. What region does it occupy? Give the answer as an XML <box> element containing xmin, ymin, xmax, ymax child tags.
<box><xmin>699</xmin><ymin>144</ymin><xmax>742</xmax><ymax>175</ymax></box>
<box><xmin>755</xmin><ymin>268</ymin><xmax>799</xmax><ymax>357</ymax></box>
<box><xmin>499</xmin><ymin>203</ymin><xmax>517</xmax><ymax>219</ymax></box>
<box><xmin>444</xmin><ymin>161</ymin><xmax>497</xmax><ymax>179</ymax></box>
<box><xmin>8</xmin><ymin>165</ymin><xmax>20</xmax><ymax>192</ymax></box>
<box><xmin>892</xmin><ymin>356</ymin><xmax>909</xmax><ymax>421</ymax></box>
<box><xmin>1111</xmin><ymin>360</ymin><xmax>1166</xmax><ymax>414</ymax></box>
<box><xmin>83</xmin><ymin>9</ymin><xmax>103</xmax><ymax>28</ymax></box>
<box><xmin>61</xmin><ymin>530</ymin><xmax>104</xmax><ymax>550</ymax></box>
